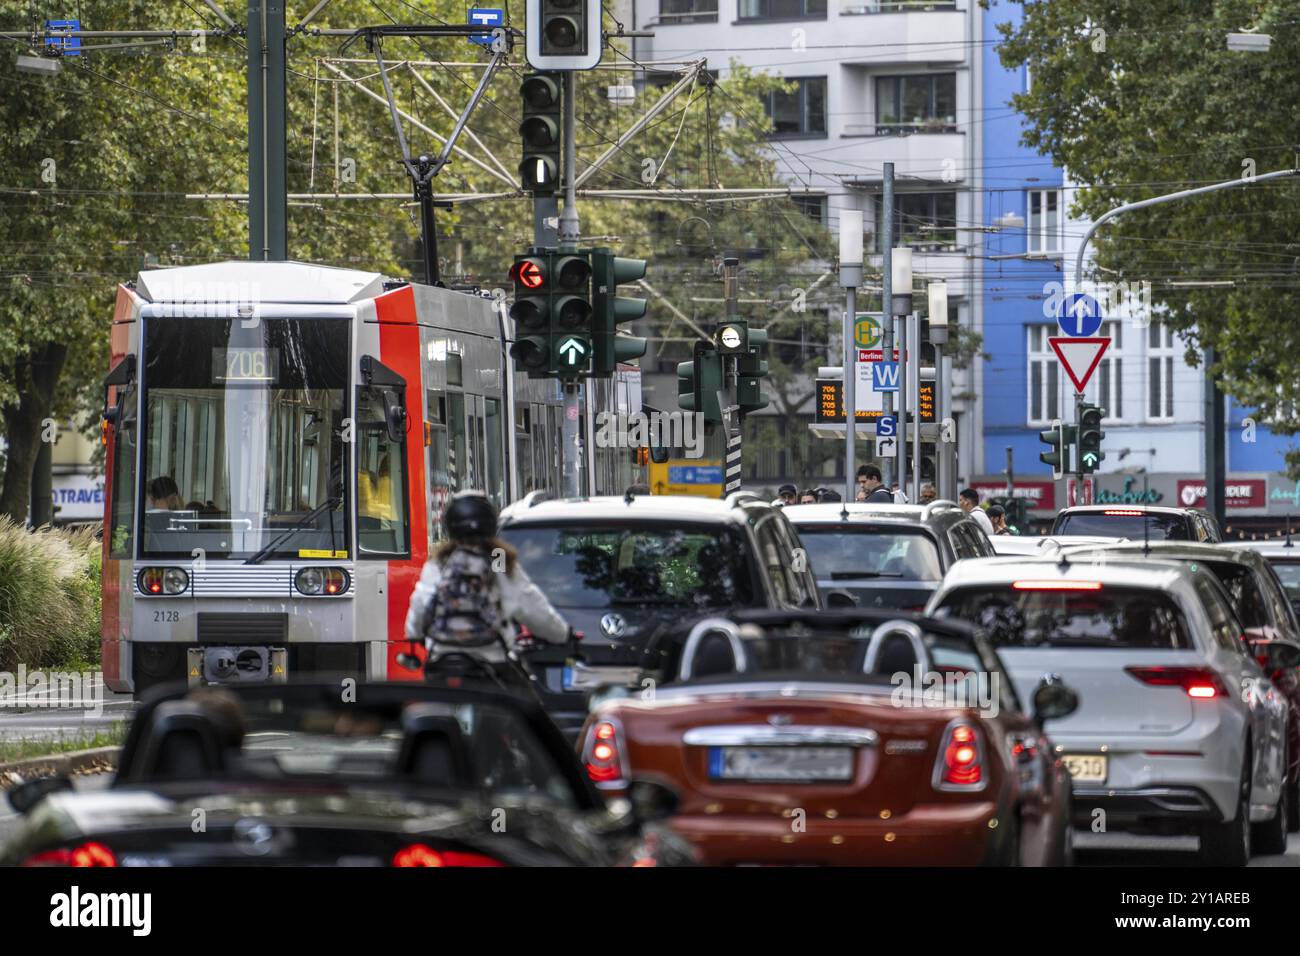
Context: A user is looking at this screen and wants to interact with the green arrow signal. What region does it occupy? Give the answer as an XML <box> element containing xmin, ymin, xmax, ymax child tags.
<box><xmin>558</xmin><ymin>336</ymin><xmax>587</xmax><ymax>366</ymax></box>
<box><xmin>1082</xmin><ymin>451</ymin><xmax>1099</xmax><ymax>467</ymax></box>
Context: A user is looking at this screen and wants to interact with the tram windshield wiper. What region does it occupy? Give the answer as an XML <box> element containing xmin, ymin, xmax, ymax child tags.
<box><xmin>245</xmin><ymin>496</ymin><xmax>343</xmax><ymax>565</ymax></box>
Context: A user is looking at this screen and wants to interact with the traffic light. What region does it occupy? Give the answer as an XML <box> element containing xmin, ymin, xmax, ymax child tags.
<box><xmin>678</xmin><ymin>344</ymin><xmax>723</xmax><ymax>424</ymax></box>
<box><xmin>1038</xmin><ymin>419</ymin><xmax>1077</xmax><ymax>480</ymax></box>
<box><xmin>526</xmin><ymin>0</ymin><xmax>603</xmax><ymax>71</ymax></box>
<box><xmin>519</xmin><ymin>73</ymin><xmax>561</xmax><ymax>194</ymax></box>
<box><xmin>507</xmin><ymin>250</ymin><xmax>592</xmax><ymax>378</ymax></box>
<box><xmin>1078</xmin><ymin>402</ymin><xmax>1106</xmax><ymax>474</ymax></box>
<box><xmin>589</xmin><ymin>249</ymin><xmax>648</xmax><ymax>375</ymax></box>
<box><xmin>736</xmin><ymin>326</ymin><xmax>769</xmax><ymax>416</ymax></box>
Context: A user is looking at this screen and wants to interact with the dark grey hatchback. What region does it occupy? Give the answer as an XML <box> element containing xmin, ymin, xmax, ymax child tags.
<box><xmin>783</xmin><ymin>500</ymin><xmax>995</xmax><ymax>611</ymax></box>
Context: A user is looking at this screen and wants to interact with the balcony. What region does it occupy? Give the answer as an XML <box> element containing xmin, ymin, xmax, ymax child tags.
<box><xmin>840</xmin><ymin>0</ymin><xmax>957</xmax><ymax>13</ymax></box>
<box><xmin>836</xmin><ymin>4</ymin><xmax>966</xmax><ymax>65</ymax></box>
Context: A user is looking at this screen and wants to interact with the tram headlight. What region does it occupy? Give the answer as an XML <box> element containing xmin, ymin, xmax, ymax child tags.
<box><xmin>296</xmin><ymin>567</ymin><xmax>349</xmax><ymax>596</ymax></box>
<box><xmin>139</xmin><ymin>567</ymin><xmax>189</xmax><ymax>595</ymax></box>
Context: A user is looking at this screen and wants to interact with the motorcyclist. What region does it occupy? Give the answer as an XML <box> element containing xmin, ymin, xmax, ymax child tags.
<box><xmin>403</xmin><ymin>491</ymin><xmax>573</xmax><ymax>672</ymax></box>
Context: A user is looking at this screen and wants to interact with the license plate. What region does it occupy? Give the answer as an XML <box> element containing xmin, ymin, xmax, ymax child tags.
<box><xmin>561</xmin><ymin>666</ymin><xmax>576</xmax><ymax>691</ymax></box>
<box><xmin>1062</xmin><ymin>753</ymin><xmax>1108</xmax><ymax>783</ymax></box>
<box><xmin>709</xmin><ymin>746</ymin><xmax>853</xmax><ymax>782</ymax></box>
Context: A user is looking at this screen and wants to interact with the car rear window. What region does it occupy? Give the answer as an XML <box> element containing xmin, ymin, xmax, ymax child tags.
<box><xmin>794</xmin><ymin>525</ymin><xmax>943</xmax><ymax>582</ymax></box>
<box><xmin>501</xmin><ymin>523</ymin><xmax>755</xmax><ymax>610</ymax></box>
<box><xmin>933</xmin><ymin>584</ymin><xmax>1193</xmax><ymax>649</ymax></box>
<box><xmin>1054</xmin><ymin>512</ymin><xmax>1190</xmax><ymax>540</ymax></box>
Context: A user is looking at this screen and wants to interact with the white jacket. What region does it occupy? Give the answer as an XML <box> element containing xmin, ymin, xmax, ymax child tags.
<box><xmin>403</xmin><ymin>549</ymin><xmax>570</xmax><ymax>659</ymax></box>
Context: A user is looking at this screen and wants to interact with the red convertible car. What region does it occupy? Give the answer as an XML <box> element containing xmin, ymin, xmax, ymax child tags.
<box><xmin>578</xmin><ymin>609</ymin><xmax>1079</xmax><ymax>866</ymax></box>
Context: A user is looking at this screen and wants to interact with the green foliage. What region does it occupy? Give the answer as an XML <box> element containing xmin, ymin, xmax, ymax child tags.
<box><xmin>0</xmin><ymin>518</ymin><xmax>101</xmax><ymax>669</ymax></box>
<box><xmin>995</xmin><ymin>0</ymin><xmax>1300</xmax><ymax>470</ymax></box>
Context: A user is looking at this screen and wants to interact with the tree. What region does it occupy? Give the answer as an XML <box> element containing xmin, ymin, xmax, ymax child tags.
<box><xmin>994</xmin><ymin>0</ymin><xmax>1300</xmax><ymax>468</ymax></box>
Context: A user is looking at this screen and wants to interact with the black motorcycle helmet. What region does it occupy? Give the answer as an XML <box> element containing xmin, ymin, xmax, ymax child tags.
<box><xmin>443</xmin><ymin>491</ymin><xmax>498</xmax><ymax>540</ymax></box>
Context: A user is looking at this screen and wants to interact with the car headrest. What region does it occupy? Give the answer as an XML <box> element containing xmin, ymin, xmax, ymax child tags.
<box><xmin>132</xmin><ymin>701</ymin><xmax>230</xmax><ymax>782</ymax></box>
<box><xmin>679</xmin><ymin>618</ymin><xmax>748</xmax><ymax>680</ymax></box>
<box><xmin>862</xmin><ymin>620</ymin><xmax>931</xmax><ymax>678</ymax></box>
<box><xmin>396</xmin><ymin>705</ymin><xmax>471</xmax><ymax>788</ymax></box>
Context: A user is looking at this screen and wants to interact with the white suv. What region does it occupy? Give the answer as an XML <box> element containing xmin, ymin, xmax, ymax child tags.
<box><xmin>926</xmin><ymin>554</ymin><xmax>1289</xmax><ymax>865</ymax></box>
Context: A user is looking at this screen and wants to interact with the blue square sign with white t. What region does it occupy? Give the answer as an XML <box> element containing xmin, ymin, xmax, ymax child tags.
<box><xmin>871</xmin><ymin>361</ymin><xmax>900</xmax><ymax>392</ymax></box>
<box><xmin>468</xmin><ymin>9</ymin><xmax>504</xmax><ymax>45</ymax></box>
<box><xmin>876</xmin><ymin>415</ymin><xmax>896</xmax><ymax>438</ymax></box>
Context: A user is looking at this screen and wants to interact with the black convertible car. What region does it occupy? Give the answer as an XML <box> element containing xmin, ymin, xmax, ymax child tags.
<box><xmin>2</xmin><ymin>681</ymin><xmax>694</xmax><ymax>867</ymax></box>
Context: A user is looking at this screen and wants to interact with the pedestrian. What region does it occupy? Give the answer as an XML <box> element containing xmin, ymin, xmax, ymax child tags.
<box><xmin>856</xmin><ymin>464</ymin><xmax>894</xmax><ymax>504</ymax></box>
<box><xmin>959</xmin><ymin>487</ymin><xmax>995</xmax><ymax>536</ymax></box>
<box><xmin>891</xmin><ymin>482</ymin><xmax>909</xmax><ymax>504</ymax></box>
<box><xmin>773</xmin><ymin>483</ymin><xmax>798</xmax><ymax>507</ymax></box>
<box><xmin>817</xmin><ymin>487</ymin><xmax>842</xmax><ymax>503</ymax></box>
<box><xmin>987</xmin><ymin>504</ymin><xmax>1011</xmax><ymax>535</ymax></box>
<box><xmin>918</xmin><ymin>483</ymin><xmax>937</xmax><ymax>505</ymax></box>
<box><xmin>799</xmin><ymin>488</ymin><xmax>819</xmax><ymax>504</ymax></box>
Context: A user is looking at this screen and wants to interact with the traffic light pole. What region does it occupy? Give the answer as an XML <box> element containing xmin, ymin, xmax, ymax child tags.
<box><xmin>558</xmin><ymin>71</ymin><xmax>580</xmax><ymax>252</ymax></box>
<box><xmin>562</xmin><ymin>383</ymin><xmax>582</xmax><ymax>497</ymax></box>
<box><xmin>880</xmin><ymin>163</ymin><xmax>895</xmax><ymax>489</ymax></box>
<box><xmin>1074</xmin><ymin>390</ymin><xmax>1085</xmax><ymax>491</ymax></box>
<box><xmin>721</xmin><ymin>259</ymin><xmax>743</xmax><ymax>496</ymax></box>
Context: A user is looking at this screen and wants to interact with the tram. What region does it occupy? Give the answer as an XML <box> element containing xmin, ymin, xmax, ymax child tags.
<box><xmin>100</xmin><ymin>260</ymin><xmax>642</xmax><ymax>693</ymax></box>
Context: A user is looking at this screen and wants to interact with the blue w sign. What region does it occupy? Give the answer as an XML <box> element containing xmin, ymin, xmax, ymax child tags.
<box><xmin>871</xmin><ymin>362</ymin><xmax>900</xmax><ymax>392</ymax></box>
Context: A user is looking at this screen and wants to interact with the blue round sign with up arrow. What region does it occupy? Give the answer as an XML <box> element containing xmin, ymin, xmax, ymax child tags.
<box><xmin>1059</xmin><ymin>293</ymin><xmax>1102</xmax><ymax>337</ymax></box>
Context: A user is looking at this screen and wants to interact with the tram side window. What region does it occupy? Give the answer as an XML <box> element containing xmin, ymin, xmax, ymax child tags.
<box><xmin>109</xmin><ymin>390</ymin><xmax>136</xmax><ymax>559</ymax></box>
<box><xmin>447</xmin><ymin>392</ymin><xmax>467</xmax><ymax>495</ymax></box>
<box><xmin>426</xmin><ymin>390</ymin><xmax>449</xmax><ymax>540</ymax></box>
<box><xmin>485</xmin><ymin>398</ymin><xmax>504</xmax><ymax>506</ymax></box>
<box><xmin>356</xmin><ymin>387</ymin><xmax>410</xmax><ymax>557</ymax></box>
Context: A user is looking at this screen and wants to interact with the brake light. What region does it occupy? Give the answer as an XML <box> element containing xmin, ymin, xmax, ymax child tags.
<box><xmin>583</xmin><ymin>718</ymin><xmax>627</xmax><ymax>788</ymax></box>
<box><xmin>1011</xmin><ymin>580</ymin><xmax>1102</xmax><ymax>591</ymax></box>
<box><xmin>1125</xmin><ymin>666</ymin><xmax>1227</xmax><ymax>699</ymax></box>
<box><xmin>934</xmin><ymin>723</ymin><xmax>985</xmax><ymax>790</ymax></box>
<box><xmin>23</xmin><ymin>841</ymin><xmax>117</xmax><ymax>867</ymax></box>
<box><xmin>391</xmin><ymin>844</ymin><xmax>504</xmax><ymax>867</ymax></box>
<box><xmin>1103</xmin><ymin>509</ymin><xmax>1144</xmax><ymax>516</ymax></box>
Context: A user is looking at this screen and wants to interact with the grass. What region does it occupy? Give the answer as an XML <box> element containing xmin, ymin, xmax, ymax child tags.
<box><xmin>0</xmin><ymin>518</ymin><xmax>101</xmax><ymax>671</ymax></box>
<box><xmin>0</xmin><ymin>722</ymin><xmax>127</xmax><ymax>765</ymax></box>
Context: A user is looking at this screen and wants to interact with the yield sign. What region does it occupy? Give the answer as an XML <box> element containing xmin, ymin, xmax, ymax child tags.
<box><xmin>1049</xmin><ymin>336</ymin><xmax>1110</xmax><ymax>393</ymax></box>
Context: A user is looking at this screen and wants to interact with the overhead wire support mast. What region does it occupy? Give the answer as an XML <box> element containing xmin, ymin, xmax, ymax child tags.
<box><xmin>363</xmin><ymin>25</ymin><xmax>512</xmax><ymax>285</ymax></box>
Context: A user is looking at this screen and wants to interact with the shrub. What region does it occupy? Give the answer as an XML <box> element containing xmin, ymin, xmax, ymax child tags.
<box><xmin>0</xmin><ymin>518</ymin><xmax>102</xmax><ymax>671</ymax></box>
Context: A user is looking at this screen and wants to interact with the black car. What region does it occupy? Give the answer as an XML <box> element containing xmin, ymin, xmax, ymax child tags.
<box><xmin>782</xmin><ymin>500</ymin><xmax>995</xmax><ymax>611</ymax></box>
<box><xmin>1051</xmin><ymin>505</ymin><xmax>1221</xmax><ymax>542</ymax></box>
<box><xmin>2</xmin><ymin>681</ymin><xmax>696</xmax><ymax>867</ymax></box>
<box><xmin>497</xmin><ymin>492</ymin><xmax>820</xmax><ymax>732</ymax></box>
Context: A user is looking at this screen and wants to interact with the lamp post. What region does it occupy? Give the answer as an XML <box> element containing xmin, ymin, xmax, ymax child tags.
<box><xmin>891</xmin><ymin>248</ymin><xmax>913</xmax><ymax>497</ymax></box>
<box><xmin>840</xmin><ymin>210</ymin><xmax>864</xmax><ymax>506</ymax></box>
<box><xmin>928</xmin><ymin>279</ymin><xmax>951</xmax><ymax>500</ymax></box>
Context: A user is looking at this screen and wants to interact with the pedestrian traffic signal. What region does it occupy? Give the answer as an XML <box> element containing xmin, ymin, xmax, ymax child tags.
<box><xmin>519</xmin><ymin>73</ymin><xmax>561</xmax><ymax>194</ymax></box>
<box><xmin>589</xmin><ymin>249</ymin><xmax>648</xmax><ymax>375</ymax></box>
<box><xmin>1078</xmin><ymin>402</ymin><xmax>1106</xmax><ymax>474</ymax></box>
<box><xmin>526</xmin><ymin>0</ymin><xmax>603</xmax><ymax>71</ymax></box>
<box><xmin>1038</xmin><ymin>419</ymin><xmax>1077</xmax><ymax>480</ymax></box>
<box><xmin>677</xmin><ymin>344</ymin><xmax>723</xmax><ymax>424</ymax></box>
<box><xmin>507</xmin><ymin>250</ymin><xmax>592</xmax><ymax>378</ymax></box>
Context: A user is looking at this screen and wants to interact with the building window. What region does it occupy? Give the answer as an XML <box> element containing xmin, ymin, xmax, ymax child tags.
<box><xmin>874</xmin><ymin>191</ymin><xmax>957</xmax><ymax>250</ymax></box>
<box><xmin>764</xmin><ymin>77</ymin><xmax>827</xmax><ymax>137</ymax></box>
<box><xmin>1027</xmin><ymin>325</ymin><xmax>1060</xmax><ymax>425</ymax></box>
<box><xmin>658</xmin><ymin>0</ymin><xmax>719</xmax><ymax>22</ymax></box>
<box><xmin>841</xmin><ymin>0</ymin><xmax>957</xmax><ymax>12</ymax></box>
<box><xmin>1148</xmin><ymin>320</ymin><xmax>1176</xmax><ymax>421</ymax></box>
<box><xmin>1092</xmin><ymin>320</ymin><xmax>1123</xmax><ymax>420</ymax></box>
<box><xmin>792</xmin><ymin>194</ymin><xmax>826</xmax><ymax>224</ymax></box>
<box><xmin>739</xmin><ymin>0</ymin><xmax>827</xmax><ymax>20</ymax></box>
<box><xmin>1027</xmin><ymin>189</ymin><xmax>1063</xmax><ymax>254</ymax></box>
<box><xmin>874</xmin><ymin>73</ymin><xmax>957</xmax><ymax>133</ymax></box>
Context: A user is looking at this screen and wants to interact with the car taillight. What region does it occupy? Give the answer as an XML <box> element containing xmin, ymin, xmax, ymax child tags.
<box><xmin>138</xmin><ymin>567</ymin><xmax>188</xmax><ymax>595</ymax></box>
<box><xmin>391</xmin><ymin>844</ymin><xmax>504</xmax><ymax>867</ymax></box>
<box><xmin>1125</xmin><ymin>666</ymin><xmax>1227</xmax><ymax>699</ymax></box>
<box><xmin>1103</xmin><ymin>509</ymin><xmax>1144</xmax><ymax>516</ymax></box>
<box><xmin>934</xmin><ymin>722</ymin><xmax>985</xmax><ymax>791</ymax></box>
<box><xmin>295</xmin><ymin>567</ymin><xmax>349</xmax><ymax>596</ymax></box>
<box><xmin>23</xmin><ymin>841</ymin><xmax>117</xmax><ymax>867</ymax></box>
<box><xmin>583</xmin><ymin>718</ymin><xmax>627</xmax><ymax>788</ymax></box>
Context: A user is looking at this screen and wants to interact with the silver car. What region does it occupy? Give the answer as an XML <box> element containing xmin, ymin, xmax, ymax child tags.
<box><xmin>926</xmin><ymin>555</ymin><xmax>1289</xmax><ymax>865</ymax></box>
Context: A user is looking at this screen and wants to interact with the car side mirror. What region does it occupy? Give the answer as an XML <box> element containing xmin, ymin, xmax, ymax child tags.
<box><xmin>6</xmin><ymin>774</ymin><xmax>73</xmax><ymax>815</ymax></box>
<box><xmin>825</xmin><ymin>589</ymin><xmax>857</xmax><ymax>609</ymax></box>
<box><xmin>1032</xmin><ymin>674</ymin><xmax>1079</xmax><ymax>724</ymax></box>
<box><xmin>626</xmin><ymin>777</ymin><xmax>679</xmax><ymax>824</ymax></box>
<box><xmin>381</xmin><ymin>390</ymin><xmax>407</xmax><ymax>444</ymax></box>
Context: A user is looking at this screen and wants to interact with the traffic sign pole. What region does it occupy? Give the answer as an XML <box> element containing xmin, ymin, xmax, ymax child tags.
<box><xmin>562</xmin><ymin>383</ymin><xmax>581</xmax><ymax>497</ymax></box>
<box><xmin>840</xmin><ymin>210</ymin><xmax>863</xmax><ymax>506</ymax></box>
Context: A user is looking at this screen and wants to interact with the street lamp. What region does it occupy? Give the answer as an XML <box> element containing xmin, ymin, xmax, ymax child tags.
<box><xmin>1227</xmin><ymin>32</ymin><xmax>1271</xmax><ymax>52</ymax></box>
<box><xmin>890</xmin><ymin>246</ymin><xmax>913</xmax><ymax>316</ymax></box>
<box><xmin>927</xmin><ymin>280</ymin><xmax>948</xmax><ymax>346</ymax></box>
<box><xmin>16</xmin><ymin>53</ymin><xmax>60</xmax><ymax>76</ymax></box>
<box><xmin>891</xmin><ymin>247</ymin><xmax>914</xmax><ymax>495</ymax></box>
<box><xmin>840</xmin><ymin>209</ymin><xmax>865</xmax><ymax>505</ymax></box>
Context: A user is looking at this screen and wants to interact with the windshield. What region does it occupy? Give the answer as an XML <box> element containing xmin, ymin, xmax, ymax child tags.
<box><xmin>1270</xmin><ymin>560</ymin><xmax>1300</xmax><ymax>606</ymax></box>
<box><xmin>934</xmin><ymin>585</ymin><xmax>1192</xmax><ymax>649</ymax></box>
<box><xmin>140</xmin><ymin>317</ymin><xmax>349</xmax><ymax>559</ymax></box>
<box><xmin>177</xmin><ymin>695</ymin><xmax>576</xmax><ymax>806</ymax></box>
<box><xmin>736</xmin><ymin>628</ymin><xmax>992</xmax><ymax>679</ymax></box>
<box><xmin>1055</xmin><ymin>512</ymin><xmax>1189</xmax><ymax>540</ymax></box>
<box><xmin>796</xmin><ymin>525</ymin><xmax>942</xmax><ymax>581</ymax></box>
<box><xmin>501</xmin><ymin>523</ymin><xmax>755</xmax><ymax>610</ymax></box>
